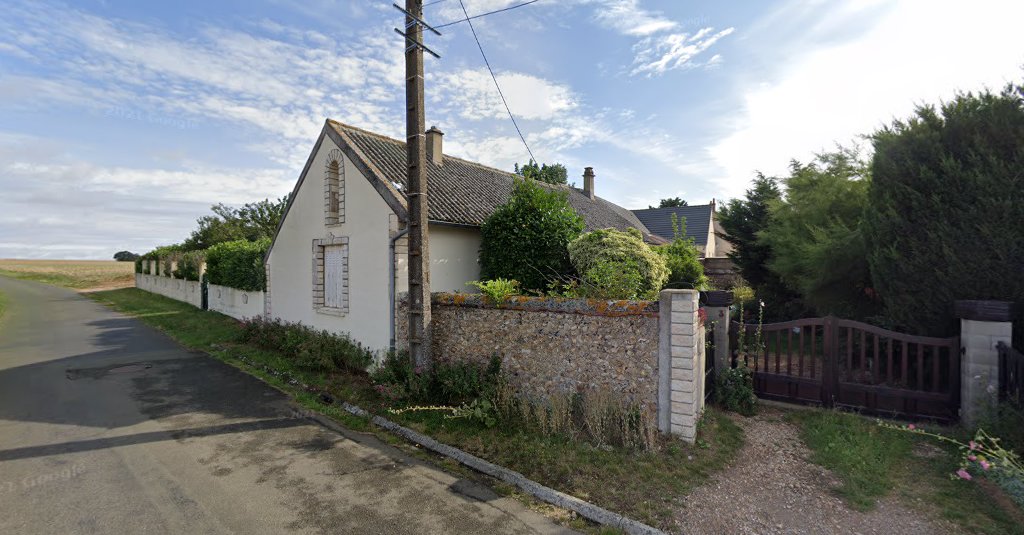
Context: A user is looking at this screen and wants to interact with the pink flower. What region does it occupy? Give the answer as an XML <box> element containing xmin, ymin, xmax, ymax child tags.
<box><xmin>956</xmin><ymin>468</ymin><xmax>973</xmax><ymax>480</ymax></box>
<box><xmin>969</xmin><ymin>441</ymin><xmax>978</xmax><ymax>451</ymax></box>
<box><xmin>907</xmin><ymin>424</ymin><xmax>916</xmax><ymax>430</ymax></box>
<box><xmin>968</xmin><ymin>455</ymin><xmax>977</xmax><ymax>462</ymax></box>
<box><xmin>980</xmin><ymin>460</ymin><xmax>991</xmax><ymax>471</ymax></box>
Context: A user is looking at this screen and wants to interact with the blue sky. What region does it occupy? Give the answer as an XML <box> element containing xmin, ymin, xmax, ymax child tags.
<box><xmin>1</xmin><ymin>0</ymin><xmax>1021</xmax><ymax>259</ymax></box>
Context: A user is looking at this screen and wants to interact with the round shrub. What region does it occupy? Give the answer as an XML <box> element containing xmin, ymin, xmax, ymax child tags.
<box><xmin>568</xmin><ymin>228</ymin><xmax>669</xmax><ymax>300</ymax></box>
<box><xmin>479</xmin><ymin>178</ymin><xmax>584</xmax><ymax>292</ymax></box>
<box><xmin>205</xmin><ymin>238</ymin><xmax>270</xmax><ymax>291</ymax></box>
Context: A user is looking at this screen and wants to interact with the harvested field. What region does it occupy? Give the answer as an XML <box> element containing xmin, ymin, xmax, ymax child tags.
<box><xmin>0</xmin><ymin>259</ymin><xmax>135</xmax><ymax>290</ymax></box>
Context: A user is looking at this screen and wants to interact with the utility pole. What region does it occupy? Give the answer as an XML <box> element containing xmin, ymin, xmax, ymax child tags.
<box><xmin>395</xmin><ymin>1</ymin><xmax>440</xmax><ymax>368</ymax></box>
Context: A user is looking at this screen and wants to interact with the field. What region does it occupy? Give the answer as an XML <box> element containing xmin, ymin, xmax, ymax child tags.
<box><xmin>0</xmin><ymin>259</ymin><xmax>135</xmax><ymax>290</ymax></box>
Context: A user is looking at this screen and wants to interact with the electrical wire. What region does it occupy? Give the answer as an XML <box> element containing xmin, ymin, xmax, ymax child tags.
<box><xmin>436</xmin><ymin>0</ymin><xmax>541</xmax><ymax>29</ymax></box>
<box><xmin>455</xmin><ymin>0</ymin><xmax>537</xmax><ymax>163</ymax></box>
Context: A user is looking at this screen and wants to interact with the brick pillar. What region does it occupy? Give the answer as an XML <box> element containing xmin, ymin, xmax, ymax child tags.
<box><xmin>658</xmin><ymin>289</ymin><xmax>705</xmax><ymax>443</ymax></box>
<box><xmin>956</xmin><ymin>300</ymin><xmax>1014</xmax><ymax>426</ymax></box>
<box><xmin>704</xmin><ymin>290</ymin><xmax>734</xmax><ymax>378</ymax></box>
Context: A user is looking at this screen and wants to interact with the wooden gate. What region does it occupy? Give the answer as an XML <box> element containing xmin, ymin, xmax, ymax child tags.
<box><xmin>731</xmin><ymin>317</ymin><xmax>961</xmax><ymax>421</ymax></box>
<box><xmin>997</xmin><ymin>342</ymin><xmax>1024</xmax><ymax>406</ymax></box>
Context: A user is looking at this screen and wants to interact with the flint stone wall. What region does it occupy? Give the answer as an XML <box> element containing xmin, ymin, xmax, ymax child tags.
<box><xmin>397</xmin><ymin>293</ymin><xmax>660</xmax><ymax>411</ymax></box>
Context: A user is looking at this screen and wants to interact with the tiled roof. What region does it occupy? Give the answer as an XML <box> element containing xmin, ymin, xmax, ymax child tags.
<box><xmin>330</xmin><ymin>120</ymin><xmax>655</xmax><ymax>237</ymax></box>
<box><xmin>631</xmin><ymin>204</ymin><xmax>714</xmax><ymax>246</ymax></box>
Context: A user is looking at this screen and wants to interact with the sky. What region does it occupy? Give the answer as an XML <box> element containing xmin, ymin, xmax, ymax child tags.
<box><xmin>0</xmin><ymin>0</ymin><xmax>1021</xmax><ymax>259</ymax></box>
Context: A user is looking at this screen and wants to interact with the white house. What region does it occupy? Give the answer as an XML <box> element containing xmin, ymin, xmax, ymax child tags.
<box><xmin>265</xmin><ymin>120</ymin><xmax>659</xmax><ymax>352</ymax></box>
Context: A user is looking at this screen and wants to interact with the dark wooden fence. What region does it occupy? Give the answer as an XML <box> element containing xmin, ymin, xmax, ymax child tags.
<box><xmin>997</xmin><ymin>342</ymin><xmax>1024</xmax><ymax>406</ymax></box>
<box><xmin>731</xmin><ymin>316</ymin><xmax>961</xmax><ymax>421</ymax></box>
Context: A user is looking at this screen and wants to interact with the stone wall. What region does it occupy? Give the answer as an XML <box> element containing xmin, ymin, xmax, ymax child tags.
<box><xmin>397</xmin><ymin>293</ymin><xmax>661</xmax><ymax>412</ymax></box>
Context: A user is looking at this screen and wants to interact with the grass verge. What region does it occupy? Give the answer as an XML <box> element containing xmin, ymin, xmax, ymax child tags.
<box><xmin>0</xmin><ymin>290</ymin><xmax>7</xmax><ymax>321</ymax></box>
<box><xmin>789</xmin><ymin>409</ymin><xmax>1023</xmax><ymax>534</ymax></box>
<box><xmin>89</xmin><ymin>288</ymin><xmax>744</xmax><ymax>531</ymax></box>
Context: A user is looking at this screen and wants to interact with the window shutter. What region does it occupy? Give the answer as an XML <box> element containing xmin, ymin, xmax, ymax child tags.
<box><xmin>323</xmin><ymin>244</ymin><xmax>347</xmax><ymax>309</ymax></box>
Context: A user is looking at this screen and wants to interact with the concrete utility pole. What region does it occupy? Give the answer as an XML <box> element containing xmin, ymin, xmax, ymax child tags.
<box><xmin>399</xmin><ymin>0</ymin><xmax>435</xmax><ymax>368</ymax></box>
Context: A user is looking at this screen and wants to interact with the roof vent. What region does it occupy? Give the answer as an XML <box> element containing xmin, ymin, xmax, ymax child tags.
<box><xmin>426</xmin><ymin>126</ymin><xmax>443</xmax><ymax>166</ymax></box>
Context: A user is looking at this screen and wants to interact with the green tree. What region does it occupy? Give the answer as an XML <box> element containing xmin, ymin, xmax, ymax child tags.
<box><xmin>654</xmin><ymin>214</ymin><xmax>708</xmax><ymax>290</ymax></box>
<box><xmin>649</xmin><ymin>197</ymin><xmax>687</xmax><ymax>208</ymax></box>
<box><xmin>760</xmin><ymin>147</ymin><xmax>878</xmax><ymax>318</ymax></box>
<box><xmin>568</xmin><ymin>228</ymin><xmax>669</xmax><ymax>300</ymax></box>
<box><xmin>717</xmin><ymin>175</ymin><xmax>801</xmax><ymax>315</ymax></box>
<box><xmin>479</xmin><ymin>178</ymin><xmax>584</xmax><ymax>291</ymax></box>
<box><xmin>113</xmin><ymin>251</ymin><xmax>139</xmax><ymax>261</ymax></box>
<box><xmin>865</xmin><ymin>83</ymin><xmax>1024</xmax><ymax>335</ymax></box>
<box><xmin>514</xmin><ymin>160</ymin><xmax>568</xmax><ymax>185</ymax></box>
<box><xmin>183</xmin><ymin>196</ymin><xmax>289</xmax><ymax>250</ymax></box>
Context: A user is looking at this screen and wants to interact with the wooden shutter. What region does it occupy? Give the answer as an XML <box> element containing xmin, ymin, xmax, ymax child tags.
<box><xmin>323</xmin><ymin>244</ymin><xmax>347</xmax><ymax>309</ymax></box>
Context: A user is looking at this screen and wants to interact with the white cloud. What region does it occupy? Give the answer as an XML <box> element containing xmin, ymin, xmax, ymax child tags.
<box><xmin>590</xmin><ymin>0</ymin><xmax>678</xmax><ymax>37</ymax></box>
<box><xmin>432</xmin><ymin>68</ymin><xmax>578</xmax><ymax>120</ymax></box>
<box><xmin>707</xmin><ymin>0</ymin><xmax>1024</xmax><ymax>198</ymax></box>
<box><xmin>631</xmin><ymin>27</ymin><xmax>734</xmax><ymax>76</ymax></box>
<box><xmin>0</xmin><ymin>134</ymin><xmax>293</xmax><ymax>259</ymax></box>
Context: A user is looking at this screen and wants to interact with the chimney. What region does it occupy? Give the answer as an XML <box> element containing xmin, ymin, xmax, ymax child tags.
<box><xmin>426</xmin><ymin>126</ymin><xmax>443</xmax><ymax>166</ymax></box>
<box><xmin>582</xmin><ymin>167</ymin><xmax>595</xmax><ymax>199</ymax></box>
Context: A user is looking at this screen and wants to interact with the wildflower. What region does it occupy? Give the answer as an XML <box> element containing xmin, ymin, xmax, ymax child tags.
<box><xmin>956</xmin><ymin>468</ymin><xmax>972</xmax><ymax>480</ymax></box>
<box><xmin>968</xmin><ymin>455</ymin><xmax>977</xmax><ymax>462</ymax></box>
<box><xmin>759</xmin><ymin>300</ymin><xmax>765</xmax><ymax>308</ymax></box>
<box><xmin>969</xmin><ymin>441</ymin><xmax>978</xmax><ymax>451</ymax></box>
<box><xmin>907</xmin><ymin>424</ymin><xmax>916</xmax><ymax>430</ymax></box>
<box><xmin>980</xmin><ymin>460</ymin><xmax>991</xmax><ymax>471</ymax></box>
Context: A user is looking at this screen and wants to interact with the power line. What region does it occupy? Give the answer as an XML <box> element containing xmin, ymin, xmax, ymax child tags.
<box><xmin>422</xmin><ymin>0</ymin><xmax>447</xmax><ymax>7</ymax></box>
<box><xmin>436</xmin><ymin>0</ymin><xmax>541</xmax><ymax>29</ymax></box>
<box><xmin>456</xmin><ymin>0</ymin><xmax>536</xmax><ymax>164</ymax></box>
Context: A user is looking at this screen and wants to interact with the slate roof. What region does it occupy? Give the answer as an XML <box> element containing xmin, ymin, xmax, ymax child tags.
<box><xmin>631</xmin><ymin>204</ymin><xmax>714</xmax><ymax>247</ymax></box>
<box><xmin>329</xmin><ymin>120</ymin><xmax>656</xmax><ymax>238</ymax></box>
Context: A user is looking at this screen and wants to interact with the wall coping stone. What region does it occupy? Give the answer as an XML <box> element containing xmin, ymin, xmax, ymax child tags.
<box><xmin>423</xmin><ymin>291</ymin><xmax>659</xmax><ymax>317</ymax></box>
<box><xmin>954</xmin><ymin>300</ymin><xmax>1015</xmax><ymax>322</ymax></box>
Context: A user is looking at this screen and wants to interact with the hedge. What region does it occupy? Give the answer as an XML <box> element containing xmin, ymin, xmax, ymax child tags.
<box><xmin>205</xmin><ymin>238</ymin><xmax>270</xmax><ymax>292</ymax></box>
<box><xmin>173</xmin><ymin>250</ymin><xmax>206</xmax><ymax>281</ymax></box>
<box><xmin>865</xmin><ymin>83</ymin><xmax>1024</xmax><ymax>335</ymax></box>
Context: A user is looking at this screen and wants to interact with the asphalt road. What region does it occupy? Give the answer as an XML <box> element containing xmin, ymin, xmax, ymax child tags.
<box><xmin>0</xmin><ymin>277</ymin><xmax>572</xmax><ymax>535</ymax></box>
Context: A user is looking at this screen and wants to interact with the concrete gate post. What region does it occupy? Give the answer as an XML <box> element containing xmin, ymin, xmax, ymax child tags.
<box><xmin>658</xmin><ymin>289</ymin><xmax>706</xmax><ymax>443</ymax></box>
<box><xmin>955</xmin><ymin>300</ymin><xmax>1014</xmax><ymax>427</ymax></box>
<box><xmin>704</xmin><ymin>291</ymin><xmax>734</xmax><ymax>378</ymax></box>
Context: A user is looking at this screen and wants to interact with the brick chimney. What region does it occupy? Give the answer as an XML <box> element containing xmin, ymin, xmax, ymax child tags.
<box><xmin>582</xmin><ymin>167</ymin><xmax>595</xmax><ymax>199</ymax></box>
<box><xmin>426</xmin><ymin>126</ymin><xmax>443</xmax><ymax>166</ymax></box>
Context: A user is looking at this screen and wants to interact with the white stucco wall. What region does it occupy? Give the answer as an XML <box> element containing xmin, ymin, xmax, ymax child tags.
<box><xmin>135</xmin><ymin>273</ymin><xmax>202</xmax><ymax>308</ymax></box>
<box><xmin>208</xmin><ymin>284</ymin><xmax>265</xmax><ymax>321</ymax></box>
<box><xmin>424</xmin><ymin>225</ymin><xmax>481</xmax><ymax>293</ymax></box>
<box><xmin>267</xmin><ymin>136</ymin><xmax>395</xmax><ymax>351</ymax></box>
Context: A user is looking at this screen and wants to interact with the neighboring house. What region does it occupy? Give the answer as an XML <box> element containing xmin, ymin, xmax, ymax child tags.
<box><xmin>266</xmin><ymin>119</ymin><xmax>658</xmax><ymax>352</ymax></box>
<box><xmin>631</xmin><ymin>202</ymin><xmax>731</xmax><ymax>257</ymax></box>
<box><xmin>631</xmin><ymin>203</ymin><xmax>739</xmax><ymax>287</ymax></box>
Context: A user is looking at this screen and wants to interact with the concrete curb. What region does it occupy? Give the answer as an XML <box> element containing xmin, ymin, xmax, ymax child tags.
<box><xmin>339</xmin><ymin>402</ymin><xmax>667</xmax><ymax>535</ymax></box>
